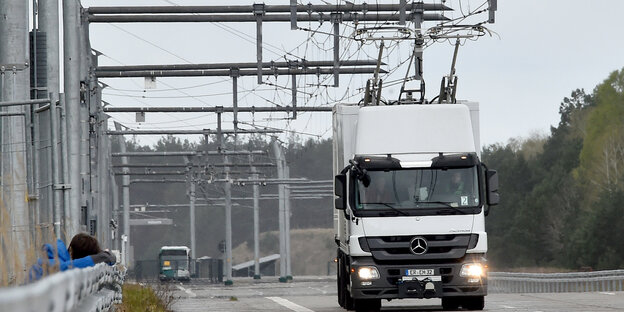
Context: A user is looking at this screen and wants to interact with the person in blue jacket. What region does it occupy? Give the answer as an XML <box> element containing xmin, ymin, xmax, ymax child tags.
<box><xmin>67</xmin><ymin>233</ymin><xmax>116</xmax><ymax>268</ymax></box>
<box><xmin>29</xmin><ymin>233</ymin><xmax>116</xmax><ymax>281</ymax></box>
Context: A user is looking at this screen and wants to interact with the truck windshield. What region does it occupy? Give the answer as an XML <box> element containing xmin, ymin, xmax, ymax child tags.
<box><xmin>355</xmin><ymin>167</ymin><xmax>480</xmax><ymax>211</ymax></box>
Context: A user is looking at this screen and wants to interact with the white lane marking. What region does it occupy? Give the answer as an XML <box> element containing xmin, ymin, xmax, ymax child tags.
<box><xmin>266</xmin><ymin>296</ymin><xmax>315</xmax><ymax>312</ymax></box>
<box><xmin>502</xmin><ymin>305</ymin><xmax>517</xmax><ymax>309</ymax></box>
<box><xmin>308</xmin><ymin>286</ymin><xmax>328</xmax><ymax>295</ymax></box>
<box><xmin>599</xmin><ymin>292</ymin><xmax>615</xmax><ymax>295</ymax></box>
<box><xmin>176</xmin><ymin>284</ymin><xmax>197</xmax><ymax>298</ymax></box>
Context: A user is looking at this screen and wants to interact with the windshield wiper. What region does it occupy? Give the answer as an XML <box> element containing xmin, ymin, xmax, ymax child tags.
<box><xmin>417</xmin><ymin>201</ymin><xmax>466</xmax><ymax>215</ymax></box>
<box><xmin>362</xmin><ymin>202</ymin><xmax>409</xmax><ymax>216</ymax></box>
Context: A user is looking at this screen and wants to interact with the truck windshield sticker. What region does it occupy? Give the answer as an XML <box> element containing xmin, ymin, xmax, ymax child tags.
<box><xmin>461</xmin><ymin>196</ymin><xmax>468</xmax><ymax>206</ymax></box>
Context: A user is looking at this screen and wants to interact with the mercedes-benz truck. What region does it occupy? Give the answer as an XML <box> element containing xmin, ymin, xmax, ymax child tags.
<box><xmin>333</xmin><ymin>102</ymin><xmax>499</xmax><ymax>311</ymax></box>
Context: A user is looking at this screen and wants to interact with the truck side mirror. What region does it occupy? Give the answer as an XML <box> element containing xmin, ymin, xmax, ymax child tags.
<box><xmin>486</xmin><ymin>169</ymin><xmax>499</xmax><ymax>206</ymax></box>
<box><xmin>334</xmin><ymin>174</ymin><xmax>346</xmax><ymax>210</ymax></box>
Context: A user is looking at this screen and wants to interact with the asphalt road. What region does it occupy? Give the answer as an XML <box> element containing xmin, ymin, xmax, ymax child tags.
<box><xmin>170</xmin><ymin>277</ymin><xmax>624</xmax><ymax>312</ymax></box>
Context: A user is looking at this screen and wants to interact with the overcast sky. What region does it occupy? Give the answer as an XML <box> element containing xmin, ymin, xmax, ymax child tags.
<box><xmin>80</xmin><ymin>0</ymin><xmax>624</xmax><ymax>147</ymax></box>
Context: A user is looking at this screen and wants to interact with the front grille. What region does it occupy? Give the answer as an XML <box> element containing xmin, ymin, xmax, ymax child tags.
<box><xmin>367</xmin><ymin>234</ymin><xmax>470</xmax><ymax>261</ymax></box>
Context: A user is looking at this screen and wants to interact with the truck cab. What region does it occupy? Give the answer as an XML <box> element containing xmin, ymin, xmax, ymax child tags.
<box><xmin>159</xmin><ymin>246</ymin><xmax>192</xmax><ymax>282</ymax></box>
<box><xmin>333</xmin><ymin>103</ymin><xmax>499</xmax><ymax>311</ymax></box>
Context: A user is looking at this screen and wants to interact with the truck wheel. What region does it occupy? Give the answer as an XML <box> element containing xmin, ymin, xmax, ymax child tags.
<box><xmin>353</xmin><ymin>298</ymin><xmax>381</xmax><ymax>312</ymax></box>
<box><xmin>461</xmin><ymin>296</ymin><xmax>484</xmax><ymax>310</ymax></box>
<box><xmin>441</xmin><ymin>297</ymin><xmax>459</xmax><ymax>311</ymax></box>
<box><xmin>340</xmin><ymin>256</ymin><xmax>355</xmax><ymax>310</ymax></box>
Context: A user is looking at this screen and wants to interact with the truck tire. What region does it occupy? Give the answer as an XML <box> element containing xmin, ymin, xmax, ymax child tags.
<box><xmin>339</xmin><ymin>255</ymin><xmax>355</xmax><ymax>310</ymax></box>
<box><xmin>461</xmin><ymin>296</ymin><xmax>484</xmax><ymax>310</ymax></box>
<box><xmin>441</xmin><ymin>297</ymin><xmax>459</xmax><ymax>311</ymax></box>
<box><xmin>353</xmin><ymin>298</ymin><xmax>381</xmax><ymax>312</ymax></box>
<box><xmin>337</xmin><ymin>255</ymin><xmax>344</xmax><ymax>307</ymax></box>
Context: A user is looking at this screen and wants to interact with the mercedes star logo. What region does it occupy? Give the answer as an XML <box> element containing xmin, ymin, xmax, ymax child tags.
<box><xmin>409</xmin><ymin>236</ymin><xmax>428</xmax><ymax>255</ymax></box>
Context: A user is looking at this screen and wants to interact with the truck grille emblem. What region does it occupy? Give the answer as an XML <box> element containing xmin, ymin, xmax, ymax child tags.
<box><xmin>409</xmin><ymin>236</ymin><xmax>428</xmax><ymax>255</ymax></box>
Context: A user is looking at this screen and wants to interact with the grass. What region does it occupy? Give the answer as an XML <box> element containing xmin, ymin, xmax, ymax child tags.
<box><xmin>117</xmin><ymin>283</ymin><xmax>178</xmax><ymax>312</ymax></box>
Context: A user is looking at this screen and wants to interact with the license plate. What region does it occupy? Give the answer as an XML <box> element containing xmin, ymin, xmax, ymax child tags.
<box><xmin>405</xmin><ymin>269</ymin><xmax>435</xmax><ymax>276</ymax></box>
<box><xmin>402</xmin><ymin>275</ymin><xmax>441</xmax><ymax>282</ymax></box>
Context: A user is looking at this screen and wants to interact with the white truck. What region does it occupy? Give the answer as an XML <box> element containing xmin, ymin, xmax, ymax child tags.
<box><xmin>333</xmin><ymin>102</ymin><xmax>499</xmax><ymax>311</ymax></box>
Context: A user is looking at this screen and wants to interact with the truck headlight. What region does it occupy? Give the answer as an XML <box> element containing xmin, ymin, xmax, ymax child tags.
<box><xmin>357</xmin><ymin>266</ymin><xmax>380</xmax><ymax>280</ymax></box>
<box><xmin>460</xmin><ymin>263</ymin><xmax>485</xmax><ymax>278</ymax></box>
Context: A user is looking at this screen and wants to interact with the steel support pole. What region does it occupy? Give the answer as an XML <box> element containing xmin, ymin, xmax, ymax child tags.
<box><xmin>231</xmin><ymin>69</ymin><xmax>239</xmax><ymax>139</ymax></box>
<box><xmin>59</xmin><ymin>94</ymin><xmax>71</xmax><ymax>240</ymax></box>
<box><xmin>115</xmin><ymin>122</ymin><xmax>131</xmax><ymax>267</ymax></box>
<box><xmin>189</xmin><ymin>177</ymin><xmax>196</xmax><ymax>259</ymax></box>
<box><xmin>250</xmin><ymin>155</ymin><xmax>260</xmax><ymax>279</ymax></box>
<box><xmin>50</xmin><ymin>96</ymin><xmax>62</xmax><ymax>238</ymax></box>
<box><xmin>218</xmin><ymin>112</ymin><xmax>234</xmax><ymax>285</ymax></box>
<box><xmin>63</xmin><ymin>0</ymin><xmax>81</xmax><ymax>237</ymax></box>
<box><xmin>80</xmin><ymin>19</ymin><xmax>92</xmax><ymax>235</ymax></box>
<box><xmin>96</xmin><ymin>66</ymin><xmax>382</xmax><ymax>78</ymax></box>
<box><xmin>0</xmin><ymin>0</ymin><xmax>32</xmax><ymax>282</ymax></box>
<box><xmin>38</xmin><ymin>0</ymin><xmax>61</xmax><ymax>245</ymax></box>
<box><xmin>291</xmin><ymin>74</ymin><xmax>297</xmax><ymax>119</ymax></box>
<box><xmin>272</xmin><ymin>141</ymin><xmax>287</xmax><ymax>282</ymax></box>
<box><xmin>86</xmin><ymin>3</ymin><xmax>453</xmax><ymax>14</ymax></box>
<box><xmin>31</xmin><ymin>96</ymin><xmax>43</xmax><ymax>242</ymax></box>
<box><xmin>112</xmin><ymin>150</ymin><xmax>266</xmax><ymax>157</ymax></box>
<box><xmin>332</xmin><ymin>13</ymin><xmax>341</xmax><ymax>87</ymax></box>
<box><xmin>105</xmin><ymin>106</ymin><xmax>333</xmax><ymax>113</ymax></box>
<box><xmin>253</xmin><ymin>3</ymin><xmax>264</xmax><ymax>84</ymax></box>
<box><xmin>284</xmin><ymin>167</ymin><xmax>292</xmax><ymax>279</ymax></box>
<box><xmin>111</xmin><ymin>172</ymin><xmax>120</xmax><ymax>251</ymax></box>
<box><xmin>29</xmin><ymin>3</ymin><xmax>48</xmax><ymax>244</ymax></box>
<box><xmin>414</xmin><ymin>4</ymin><xmax>423</xmax><ymax>81</ymax></box>
<box><xmin>224</xmin><ymin>170</ymin><xmax>233</xmax><ymax>283</ymax></box>
<box><xmin>39</xmin><ymin>0</ymin><xmax>60</xmax><ymax>121</ymax></box>
<box><xmin>289</xmin><ymin>0</ymin><xmax>297</xmax><ymax>29</ymax></box>
<box><xmin>107</xmin><ymin>129</ymin><xmax>280</xmax><ymax>135</ymax></box>
<box><xmin>97</xmin><ymin>112</ymin><xmax>110</xmax><ymax>247</ymax></box>
<box><xmin>96</xmin><ymin>60</ymin><xmax>380</xmax><ymax>72</ymax></box>
<box><xmin>86</xmin><ymin>13</ymin><xmax>450</xmax><ymax>23</ymax></box>
<box><xmin>399</xmin><ymin>0</ymin><xmax>407</xmax><ymax>25</ymax></box>
<box><xmin>29</xmin><ymin>0</ymin><xmax>41</xmax><ymax>248</ymax></box>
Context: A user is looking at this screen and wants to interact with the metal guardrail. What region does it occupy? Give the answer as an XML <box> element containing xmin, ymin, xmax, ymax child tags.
<box><xmin>488</xmin><ymin>270</ymin><xmax>624</xmax><ymax>293</ymax></box>
<box><xmin>0</xmin><ymin>263</ymin><xmax>125</xmax><ymax>312</ymax></box>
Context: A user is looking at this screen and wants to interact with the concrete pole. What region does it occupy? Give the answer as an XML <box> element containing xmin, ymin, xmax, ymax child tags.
<box><xmin>63</xmin><ymin>0</ymin><xmax>82</xmax><ymax>237</ymax></box>
<box><xmin>272</xmin><ymin>140</ymin><xmax>287</xmax><ymax>282</ymax></box>
<box><xmin>0</xmin><ymin>0</ymin><xmax>32</xmax><ymax>283</ymax></box>
<box><xmin>189</xmin><ymin>177</ymin><xmax>196</xmax><ymax>259</ymax></box>
<box><xmin>250</xmin><ymin>155</ymin><xmax>261</xmax><ymax>279</ymax></box>
<box><xmin>115</xmin><ymin>122</ymin><xmax>130</xmax><ymax>267</ymax></box>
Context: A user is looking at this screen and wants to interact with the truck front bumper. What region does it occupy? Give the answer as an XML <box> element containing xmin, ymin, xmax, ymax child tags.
<box><xmin>349</xmin><ymin>255</ymin><xmax>487</xmax><ymax>299</ymax></box>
